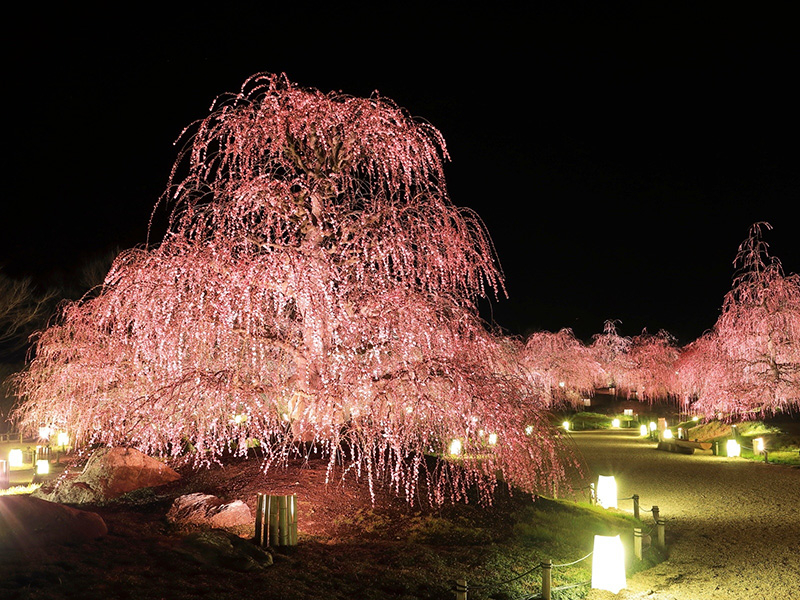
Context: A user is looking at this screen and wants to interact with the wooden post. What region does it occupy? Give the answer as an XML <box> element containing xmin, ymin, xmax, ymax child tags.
<box><xmin>455</xmin><ymin>578</ymin><xmax>468</xmax><ymax>600</ymax></box>
<box><xmin>657</xmin><ymin>518</ymin><xmax>666</xmax><ymax>548</ymax></box>
<box><xmin>632</xmin><ymin>494</ymin><xmax>640</xmax><ymax>520</ymax></box>
<box><xmin>764</xmin><ymin>450</ymin><xmax>769</xmax><ymax>464</ymax></box>
<box><xmin>634</xmin><ymin>527</ymin><xmax>642</xmax><ymax>560</ymax></box>
<box><xmin>541</xmin><ymin>559</ymin><xmax>552</xmax><ymax>600</ymax></box>
<box><xmin>651</xmin><ymin>505</ymin><xmax>659</xmax><ymax>523</ymax></box>
<box><xmin>589</xmin><ymin>483</ymin><xmax>596</xmax><ymax>505</ymax></box>
<box><xmin>0</xmin><ymin>459</ymin><xmax>8</xmax><ymax>490</ymax></box>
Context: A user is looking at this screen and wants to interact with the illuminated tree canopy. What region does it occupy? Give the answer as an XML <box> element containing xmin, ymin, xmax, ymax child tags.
<box><xmin>14</xmin><ymin>73</ymin><xmax>576</xmax><ymax>505</ymax></box>
<box><xmin>678</xmin><ymin>223</ymin><xmax>800</xmax><ymax>417</ymax></box>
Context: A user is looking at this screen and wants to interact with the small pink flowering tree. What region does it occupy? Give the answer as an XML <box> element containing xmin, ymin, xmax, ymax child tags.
<box><xmin>14</xmin><ymin>73</ymin><xmax>576</xmax><ymax>504</ymax></box>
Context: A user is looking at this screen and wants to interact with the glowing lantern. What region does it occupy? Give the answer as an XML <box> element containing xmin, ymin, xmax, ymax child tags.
<box><xmin>639</xmin><ymin>424</ymin><xmax>648</xmax><ymax>436</ymax></box>
<box><xmin>57</xmin><ymin>432</ymin><xmax>70</xmax><ymax>448</ymax></box>
<box><xmin>8</xmin><ymin>449</ymin><xmax>23</xmax><ymax>468</ymax></box>
<box><xmin>562</xmin><ymin>421</ymin><xmax>570</xmax><ymax>431</ymax></box>
<box><xmin>611</xmin><ymin>418</ymin><xmax>620</xmax><ymax>428</ymax></box>
<box><xmin>692</xmin><ymin>416</ymin><xmax>699</xmax><ymax>422</ymax></box>
<box><xmin>232</xmin><ymin>413</ymin><xmax>247</xmax><ymax>424</ymax></box>
<box><xmin>448</xmin><ymin>439</ymin><xmax>462</xmax><ymax>456</ymax></box>
<box><xmin>662</xmin><ymin>429</ymin><xmax>673</xmax><ymax>440</ymax></box>
<box><xmin>38</xmin><ymin>426</ymin><xmax>52</xmax><ymax>440</ymax></box>
<box><xmin>36</xmin><ymin>459</ymin><xmax>50</xmax><ymax>475</ymax></box>
<box><xmin>591</xmin><ymin>535</ymin><xmax>626</xmax><ymax>593</ymax></box>
<box><xmin>596</xmin><ymin>475</ymin><xmax>617</xmax><ymax>509</ymax></box>
<box><xmin>649</xmin><ymin>422</ymin><xmax>657</xmax><ymax>432</ymax></box>
<box><xmin>487</xmin><ymin>433</ymin><xmax>498</xmax><ymax>445</ymax></box>
<box><xmin>726</xmin><ymin>439</ymin><xmax>741</xmax><ymax>458</ymax></box>
<box><xmin>525</xmin><ymin>425</ymin><xmax>534</xmax><ymax>435</ymax></box>
<box><xmin>753</xmin><ymin>437</ymin><xmax>765</xmax><ymax>454</ymax></box>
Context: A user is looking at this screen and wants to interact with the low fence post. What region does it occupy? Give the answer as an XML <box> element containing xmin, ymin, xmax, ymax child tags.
<box><xmin>651</xmin><ymin>505</ymin><xmax>659</xmax><ymax>523</ymax></box>
<box><xmin>634</xmin><ymin>527</ymin><xmax>642</xmax><ymax>560</ymax></box>
<box><xmin>541</xmin><ymin>559</ymin><xmax>552</xmax><ymax>600</ymax></box>
<box><xmin>0</xmin><ymin>459</ymin><xmax>8</xmax><ymax>490</ymax></box>
<box><xmin>455</xmin><ymin>578</ymin><xmax>468</xmax><ymax>600</ymax></box>
<box><xmin>632</xmin><ymin>494</ymin><xmax>640</xmax><ymax>520</ymax></box>
<box><xmin>657</xmin><ymin>518</ymin><xmax>666</xmax><ymax>548</ymax></box>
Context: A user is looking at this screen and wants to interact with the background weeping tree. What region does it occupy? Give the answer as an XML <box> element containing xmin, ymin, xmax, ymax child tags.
<box><xmin>683</xmin><ymin>223</ymin><xmax>800</xmax><ymax>417</ymax></box>
<box><xmin>520</xmin><ymin>328</ymin><xmax>601</xmax><ymax>408</ymax></box>
<box><xmin>14</xmin><ymin>73</ymin><xmax>576</xmax><ymax>505</ymax></box>
<box><xmin>616</xmin><ymin>329</ymin><xmax>680</xmax><ymax>403</ymax></box>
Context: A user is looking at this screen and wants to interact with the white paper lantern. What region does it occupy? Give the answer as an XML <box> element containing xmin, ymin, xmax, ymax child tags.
<box><xmin>591</xmin><ymin>534</ymin><xmax>626</xmax><ymax>593</ymax></box>
<box><xmin>596</xmin><ymin>475</ymin><xmax>617</xmax><ymax>509</ymax></box>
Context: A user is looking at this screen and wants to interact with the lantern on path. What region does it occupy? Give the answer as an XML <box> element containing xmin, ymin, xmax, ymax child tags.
<box><xmin>591</xmin><ymin>534</ymin><xmax>626</xmax><ymax>593</ymax></box>
<box><xmin>596</xmin><ymin>475</ymin><xmax>617</xmax><ymax>509</ymax></box>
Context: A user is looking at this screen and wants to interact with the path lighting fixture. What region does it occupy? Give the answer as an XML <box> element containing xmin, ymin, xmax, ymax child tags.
<box><xmin>36</xmin><ymin>459</ymin><xmax>50</xmax><ymax>475</ymax></box>
<box><xmin>562</xmin><ymin>421</ymin><xmax>570</xmax><ymax>431</ymax></box>
<box><xmin>640</xmin><ymin>424</ymin><xmax>648</xmax><ymax>436</ymax></box>
<box><xmin>8</xmin><ymin>449</ymin><xmax>23</xmax><ymax>468</ymax></box>
<box><xmin>726</xmin><ymin>439</ymin><xmax>741</xmax><ymax>458</ymax></box>
<box><xmin>57</xmin><ymin>432</ymin><xmax>69</xmax><ymax>448</ymax></box>
<box><xmin>38</xmin><ymin>426</ymin><xmax>52</xmax><ymax>440</ymax></box>
<box><xmin>692</xmin><ymin>416</ymin><xmax>700</xmax><ymax>422</ymax></box>
<box><xmin>448</xmin><ymin>439</ymin><xmax>462</xmax><ymax>456</ymax></box>
<box><xmin>591</xmin><ymin>535</ymin><xmax>626</xmax><ymax>594</ymax></box>
<box><xmin>596</xmin><ymin>475</ymin><xmax>618</xmax><ymax>509</ymax></box>
<box><xmin>611</xmin><ymin>418</ymin><xmax>620</xmax><ymax>428</ymax></box>
<box><xmin>662</xmin><ymin>429</ymin><xmax>674</xmax><ymax>440</ymax></box>
<box><xmin>525</xmin><ymin>425</ymin><xmax>534</xmax><ymax>435</ymax></box>
<box><xmin>649</xmin><ymin>422</ymin><xmax>657</xmax><ymax>432</ymax></box>
<box><xmin>487</xmin><ymin>433</ymin><xmax>498</xmax><ymax>445</ymax></box>
<box><xmin>754</xmin><ymin>438</ymin><xmax>765</xmax><ymax>454</ymax></box>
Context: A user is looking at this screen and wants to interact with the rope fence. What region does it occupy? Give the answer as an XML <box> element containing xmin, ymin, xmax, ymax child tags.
<box><xmin>453</xmin><ymin>488</ymin><xmax>670</xmax><ymax>599</ymax></box>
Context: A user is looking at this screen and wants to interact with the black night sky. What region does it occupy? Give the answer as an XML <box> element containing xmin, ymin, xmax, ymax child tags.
<box><xmin>3</xmin><ymin>6</ymin><xmax>798</xmax><ymax>345</ymax></box>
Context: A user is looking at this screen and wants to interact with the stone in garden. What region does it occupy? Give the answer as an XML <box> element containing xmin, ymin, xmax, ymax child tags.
<box><xmin>177</xmin><ymin>529</ymin><xmax>273</xmax><ymax>572</ymax></box>
<box><xmin>167</xmin><ymin>493</ymin><xmax>253</xmax><ymax>535</ymax></box>
<box><xmin>0</xmin><ymin>495</ymin><xmax>107</xmax><ymax>550</ymax></box>
<box><xmin>36</xmin><ymin>447</ymin><xmax>180</xmax><ymax>504</ymax></box>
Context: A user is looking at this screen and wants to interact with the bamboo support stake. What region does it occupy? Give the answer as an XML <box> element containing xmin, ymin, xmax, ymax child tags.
<box><xmin>268</xmin><ymin>495</ymin><xmax>279</xmax><ymax>546</ymax></box>
<box><xmin>541</xmin><ymin>559</ymin><xmax>552</xmax><ymax>600</ymax></box>
<box><xmin>632</xmin><ymin>494</ymin><xmax>640</xmax><ymax>520</ymax></box>
<box><xmin>652</xmin><ymin>505</ymin><xmax>659</xmax><ymax>523</ymax></box>
<box><xmin>254</xmin><ymin>493</ymin><xmax>266</xmax><ymax>546</ymax></box>
<box><xmin>279</xmin><ymin>495</ymin><xmax>289</xmax><ymax>546</ymax></box>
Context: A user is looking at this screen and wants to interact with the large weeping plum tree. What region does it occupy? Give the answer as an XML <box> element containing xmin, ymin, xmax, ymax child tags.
<box><xmin>677</xmin><ymin>223</ymin><xmax>800</xmax><ymax>417</ymax></box>
<box><xmin>14</xmin><ymin>73</ymin><xmax>576</xmax><ymax>504</ymax></box>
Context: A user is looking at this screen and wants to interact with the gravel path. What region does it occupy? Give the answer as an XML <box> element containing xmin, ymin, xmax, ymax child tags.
<box><xmin>569</xmin><ymin>429</ymin><xmax>800</xmax><ymax>600</ymax></box>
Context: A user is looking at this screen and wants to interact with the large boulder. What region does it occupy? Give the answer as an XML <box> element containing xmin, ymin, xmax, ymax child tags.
<box><xmin>0</xmin><ymin>495</ymin><xmax>107</xmax><ymax>550</ymax></box>
<box><xmin>176</xmin><ymin>529</ymin><xmax>272</xmax><ymax>572</ymax></box>
<box><xmin>167</xmin><ymin>493</ymin><xmax>253</xmax><ymax>536</ymax></box>
<box><xmin>36</xmin><ymin>447</ymin><xmax>180</xmax><ymax>504</ymax></box>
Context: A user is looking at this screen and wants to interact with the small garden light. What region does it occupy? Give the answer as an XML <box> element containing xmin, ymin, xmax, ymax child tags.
<box><xmin>649</xmin><ymin>422</ymin><xmax>657</xmax><ymax>432</ymax></box>
<box><xmin>8</xmin><ymin>449</ymin><xmax>23</xmax><ymax>468</ymax></box>
<box><xmin>487</xmin><ymin>433</ymin><xmax>498</xmax><ymax>445</ymax></box>
<box><xmin>726</xmin><ymin>439</ymin><xmax>741</xmax><ymax>458</ymax></box>
<box><xmin>36</xmin><ymin>459</ymin><xmax>50</xmax><ymax>475</ymax></box>
<box><xmin>611</xmin><ymin>418</ymin><xmax>620</xmax><ymax>428</ymax></box>
<box><xmin>591</xmin><ymin>535</ymin><xmax>626</xmax><ymax>594</ymax></box>
<box><xmin>753</xmin><ymin>437</ymin><xmax>765</xmax><ymax>454</ymax></box>
<box><xmin>639</xmin><ymin>424</ymin><xmax>648</xmax><ymax>436</ymax></box>
<box><xmin>448</xmin><ymin>438</ymin><xmax>462</xmax><ymax>456</ymax></box>
<box><xmin>662</xmin><ymin>429</ymin><xmax>674</xmax><ymax>440</ymax></box>
<box><xmin>57</xmin><ymin>431</ymin><xmax>70</xmax><ymax>448</ymax></box>
<box><xmin>596</xmin><ymin>475</ymin><xmax>617</xmax><ymax>509</ymax></box>
<box><xmin>562</xmin><ymin>421</ymin><xmax>570</xmax><ymax>431</ymax></box>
